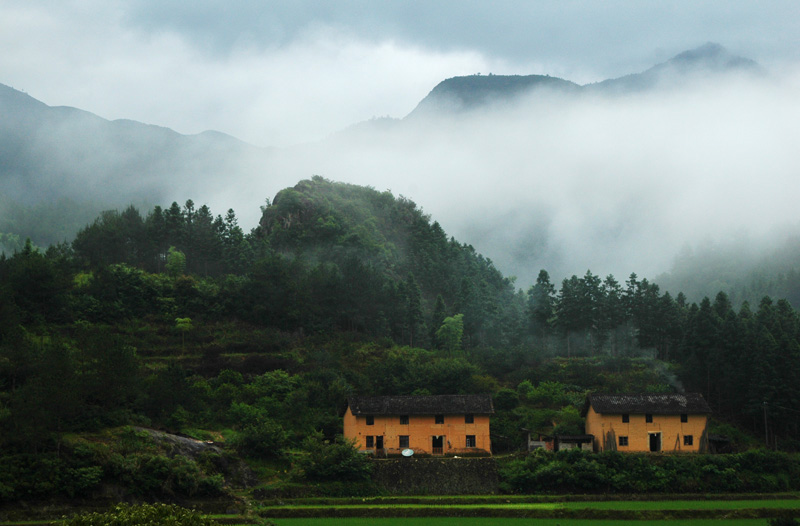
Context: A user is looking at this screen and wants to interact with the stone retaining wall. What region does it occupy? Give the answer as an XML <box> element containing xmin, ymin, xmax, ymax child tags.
<box><xmin>370</xmin><ymin>457</ymin><xmax>499</xmax><ymax>495</ymax></box>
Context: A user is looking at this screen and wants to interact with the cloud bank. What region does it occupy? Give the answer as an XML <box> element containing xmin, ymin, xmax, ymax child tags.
<box><xmin>238</xmin><ymin>72</ymin><xmax>800</xmax><ymax>286</ymax></box>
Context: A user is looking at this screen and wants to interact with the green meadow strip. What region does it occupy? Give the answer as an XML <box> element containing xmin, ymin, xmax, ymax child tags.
<box><xmin>266</xmin><ymin>500</ymin><xmax>800</xmax><ymax>511</ymax></box>
<box><xmin>562</xmin><ymin>500</ymin><xmax>800</xmax><ymax>510</ymax></box>
<box><xmin>259</xmin><ymin>493</ymin><xmax>800</xmax><ymax>507</ymax></box>
<box><xmin>258</xmin><ymin>506</ymin><xmax>798</xmax><ymax>520</ymax></box>
<box><xmin>272</xmin><ymin>519</ymin><xmax>771</xmax><ymax>526</ymax></box>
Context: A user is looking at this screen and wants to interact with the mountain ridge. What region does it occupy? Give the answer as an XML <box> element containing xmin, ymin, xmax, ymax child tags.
<box><xmin>0</xmin><ymin>42</ymin><xmax>773</xmax><ymax>281</ymax></box>
<box><xmin>407</xmin><ymin>42</ymin><xmax>762</xmax><ymax>117</ymax></box>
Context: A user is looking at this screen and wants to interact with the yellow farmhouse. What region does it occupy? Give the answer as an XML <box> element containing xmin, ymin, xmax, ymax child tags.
<box><xmin>344</xmin><ymin>394</ymin><xmax>493</xmax><ymax>456</ymax></box>
<box><xmin>583</xmin><ymin>393</ymin><xmax>711</xmax><ymax>453</ymax></box>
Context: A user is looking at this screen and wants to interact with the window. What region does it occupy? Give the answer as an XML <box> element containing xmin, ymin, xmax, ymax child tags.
<box><xmin>466</xmin><ymin>435</ymin><xmax>476</xmax><ymax>448</ymax></box>
<box><xmin>365</xmin><ymin>436</ymin><xmax>374</xmax><ymax>448</ymax></box>
<box><xmin>366</xmin><ymin>415</ymin><xmax>374</xmax><ymax>425</ymax></box>
<box><xmin>465</xmin><ymin>414</ymin><xmax>474</xmax><ymax>424</ymax></box>
<box><xmin>645</xmin><ymin>413</ymin><xmax>653</xmax><ymax>423</ymax></box>
<box><xmin>681</xmin><ymin>413</ymin><xmax>688</xmax><ymax>423</ymax></box>
<box><xmin>400</xmin><ymin>415</ymin><xmax>409</xmax><ymax>425</ymax></box>
<box><xmin>435</xmin><ymin>414</ymin><xmax>444</xmax><ymax>424</ymax></box>
<box><xmin>684</xmin><ymin>435</ymin><xmax>693</xmax><ymax>446</ymax></box>
<box><xmin>619</xmin><ymin>436</ymin><xmax>629</xmax><ymax>446</ymax></box>
<box><xmin>622</xmin><ymin>414</ymin><xmax>629</xmax><ymax>423</ymax></box>
<box><xmin>399</xmin><ymin>435</ymin><xmax>409</xmax><ymax>448</ymax></box>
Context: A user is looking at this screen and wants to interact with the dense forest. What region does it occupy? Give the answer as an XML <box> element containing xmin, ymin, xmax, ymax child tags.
<box><xmin>1</xmin><ymin>176</ymin><xmax>800</xmax><ymax>501</ymax></box>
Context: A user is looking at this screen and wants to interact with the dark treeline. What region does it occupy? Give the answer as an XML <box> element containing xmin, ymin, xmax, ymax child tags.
<box><xmin>1</xmin><ymin>176</ymin><xmax>800</xmax><ymax>486</ymax></box>
<box><xmin>655</xmin><ymin>236</ymin><xmax>800</xmax><ymax>309</ymax></box>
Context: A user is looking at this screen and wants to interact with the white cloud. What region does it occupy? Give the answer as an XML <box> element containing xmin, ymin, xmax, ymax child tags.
<box><xmin>240</xmin><ymin>71</ymin><xmax>800</xmax><ymax>285</ymax></box>
<box><xmin>1</xmin><ymin>1</ymin><xmax>497</xmax><ymax>146</ymax></box>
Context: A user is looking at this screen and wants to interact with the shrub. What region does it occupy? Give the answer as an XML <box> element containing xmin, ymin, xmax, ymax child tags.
<box><xmin>56</xmin><ymin>503</ymin><xmax>219</xmax><ymax>526</ymax></box>
<box><xmin>230</xmin><ymin>418</ymin><xmax>288</xmax><ymax>459</ymax></box>
<box><xmin>106</xmin><ymin>452</ymin><xmax>223</xmax><ymax>497</ymax></box>
<box><xmin>499</xmin><ymin>448</ymin><xmax>800</xmax><ymax>494</ymax></box>
<box><xmin>297</xmin><ymin>434</ymin><xmax>372</xmax><ymax>482</ymax></box>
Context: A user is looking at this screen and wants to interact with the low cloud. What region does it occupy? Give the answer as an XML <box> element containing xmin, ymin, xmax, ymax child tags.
<box><xmin>4</xmin><ymin>1</ymin><xmax>800</xmax><ymax>287</ymax></box>
<box><xmin>236</xmin><ymin>72</ymin><xmax>800</xmax><ymax>287</ymax></box>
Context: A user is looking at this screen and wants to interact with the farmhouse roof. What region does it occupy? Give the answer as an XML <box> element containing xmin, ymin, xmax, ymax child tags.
<box><xmin>348</xmin><ymin>394</ymin><xmax>494</xmax><ymax>416</ymax></box>
<box><xmin>584</xmin><ymin>393</ymin><xmax>711</xmax><ymax>416</ymax></box>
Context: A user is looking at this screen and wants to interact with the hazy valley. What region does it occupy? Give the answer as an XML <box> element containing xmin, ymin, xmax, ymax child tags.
<box><xmin>3</xmin><ymin>43</ymin><xmax>799</xmax><ymax>303</ymax></box>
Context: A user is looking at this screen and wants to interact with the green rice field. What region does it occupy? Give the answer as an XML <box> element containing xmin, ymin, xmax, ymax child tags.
<box><xmin>266</xmin><ymin>499</ymin><xmax>800</xmax><ymax>511</ymax></box>
<box><xmin>256</xmin><ymin>497</ymin><xmax>800</xmax><ymax>524</ymax></box>
<box><xmin>273</xmin><ymin>520</ymin><xmax>773</xmax><ymax>526</ymax></box>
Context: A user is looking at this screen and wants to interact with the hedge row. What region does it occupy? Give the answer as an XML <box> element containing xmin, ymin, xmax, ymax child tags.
<box><xmin>499</xmin><ymin>448</ymin><xmax>800</xmax><ymax>494</ymax></box>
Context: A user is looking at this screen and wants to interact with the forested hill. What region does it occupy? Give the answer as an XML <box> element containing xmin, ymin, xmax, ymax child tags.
<box><xmin>62</xmin><ymin>176</ymin><xmax>520</xmax><ymax>349</ymax></box>
<box><xmin>2</xmin><ymin>176</ymin><xmax>800</xmax><ymax>502</ymax></box>
<box><xmin>248</xmin><ymin>176</ymin><xmax>522</xmax><ymax>349</ymax></box>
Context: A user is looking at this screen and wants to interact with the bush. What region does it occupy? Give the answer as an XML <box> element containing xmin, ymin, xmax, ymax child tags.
<box><xmin>56</xmin><ymin>503</ymin><xmax>218</xmax><ymax>526</ymax></box>
<box><xmin>107</xmin><ymin>452</ymin><xmax>223</xmax><ymax>497</ymax></box>
<box><xmin>297</xmin><ymin>434</ymin><xmax>372</xmax><ymax>482</ymax></box>
<box><xmin>498</xmin><ymin>448</ymin><xmax>800</xmax><ymax>494</ymax></box>
<box><xmin>0</xmin><ymin>453</ymin><xmax>103</xmax><ymax>502</ymax></box>
<box><xmin>230</xmin><ymin>418</ymin><xmax>288</xmax><ymax>459</ymax></box>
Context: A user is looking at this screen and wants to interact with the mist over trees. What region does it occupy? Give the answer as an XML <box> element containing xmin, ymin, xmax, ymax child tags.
<box><xmin>2</xmin><ymin>177</ymin><xmax>800</xmax><ymax>459</ymax></box>
<box><xmin>3</xmin><ymin>44</ymin><xmax>800</xmax><ymax>294</ymax></box>
<box><xmin>3</xmin><ymin>42</ymin><xmax>800</xmax><ymax>501</ymax></box>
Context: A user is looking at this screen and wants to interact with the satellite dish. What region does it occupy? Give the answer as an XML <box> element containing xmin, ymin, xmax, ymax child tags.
<box><xmin>401</xmin><ymin>448</ymin><xmax>414</xmax><ymax>457</ymax></box>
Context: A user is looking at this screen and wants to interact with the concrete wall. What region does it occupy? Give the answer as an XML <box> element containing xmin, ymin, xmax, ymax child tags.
<box><xmin>585</xmin><ymin>406</ymin><xmax>708</xmax><ymax>453</ymax></box>
<box><xmin>370</xmin><ymin>457</ymin><xmax>499</xmax><ymax>495</ymax></box>
<box><xmin>343</xmin><ymin>407</ymin><xmax>491</xmax><ymax>456</ymax></box>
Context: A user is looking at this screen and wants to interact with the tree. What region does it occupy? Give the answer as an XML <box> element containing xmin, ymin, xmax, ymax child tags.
<box><xmin>166</xmin><ymin>246</ymin><xmax>186</xmax><ymax>278</ymax></box>
<box><xmin>403</xmin><ymin>273</ymin><xmax>425</xmax><ymax>347</ymax></box>
<box><xmin>600</xmin><ymin>274</ymin><xmax>626</xmax><ymax>355</ymax></box>
<box><xmin>191</xmin><ymin>204</ymin><xmax>220</xmax><ymax>275</ymax></box>
<box><xmin>175</xmin><ymin>317</ymin><xmax>193</xmax><ymax>352</ymax></box>
<box><xmin>297</xmin><ymin>433</ymin><xmax>372</xmax><ymax>482</ymax></box>
<box><xmin>436</xmin><ymin>314</ymin><xmax>464</xmax><ymax>355</ymax></box>
<box><xmin>164</xmin><ymin>201</ymin><xmax>184</xmax><ymax>246</ymax></box>
<box><xmin>527</xmin><ymin>270</ymin><xmax>556</xmax><ymax>351</ymax></box>
<box><xmin>429</xmin><ymin>294</ymin><xmax>447</xmax><ymax>348</ymax></box>
<box><xmin>556</xmin><ymin>275</ymin><xmax>585</xmax><ymax>357</ymax></box>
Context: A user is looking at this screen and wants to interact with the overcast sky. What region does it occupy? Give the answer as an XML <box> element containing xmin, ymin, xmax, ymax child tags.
<box><xmin>3</xmin><ymin>1</ymin><xmax>800</xmax><ymax>147</ymax></box>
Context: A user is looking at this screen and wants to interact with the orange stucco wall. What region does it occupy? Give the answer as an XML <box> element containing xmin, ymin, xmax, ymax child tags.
<box><xmin>585</xmin><ymin>406</ymin><xmax>708</xmax><ymax>453</ymax></box>
<box><xmin>343</xmin><ymin>407</ymin><xmax>491</xmax><ymax>455</ymax></box>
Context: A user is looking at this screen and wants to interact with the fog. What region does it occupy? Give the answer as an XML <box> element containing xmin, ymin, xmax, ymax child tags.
<box><xmin>226</xmin><ymin>70</ymin><xmax>800</xmax><ymax>287</ymax></box>
<box><xmin>3</xmin><ymin>0</ymin><xmax>800</xmax><ymax>287</ymax></box>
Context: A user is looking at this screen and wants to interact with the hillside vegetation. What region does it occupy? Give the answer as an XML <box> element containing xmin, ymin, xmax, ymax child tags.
<box><xmin>1</xmin><ymin>177</ymin><xmax>799</xmax><ymax>502</ymax></box>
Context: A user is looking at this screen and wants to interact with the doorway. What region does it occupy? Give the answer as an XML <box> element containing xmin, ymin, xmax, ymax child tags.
<box><xmin>649</xmin><ymin>432</ymin><xmax>661</xmax><ymax>452</ymax></box>
<box><xmin>376</xmin><ymin>436</ymin><xmax>384</xmax><ymax>450</ymax></box>
<box><xmin>432</xmin><ymin>435</ymin><xmax>444</xmax><ymax>455</ymax></box>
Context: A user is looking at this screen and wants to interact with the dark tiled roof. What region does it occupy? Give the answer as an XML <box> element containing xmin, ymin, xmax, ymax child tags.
<box><xmin>586</xmin><ymin>393</ymin><xmax>711</xmax><ymax>415</ymax></box>
<box><xmin>348</xmin><ymin>394</ymin><xmax>494</xmax><ymax>416</ymax></box>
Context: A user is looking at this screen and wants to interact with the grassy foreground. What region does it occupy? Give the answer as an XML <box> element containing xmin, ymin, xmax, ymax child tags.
<box><xmin>255</xmin><ymin>496</ymin><xmax>800</xmax><ymax>522</ymax></box>
<box><xmin>273</xmin><ymin>520</ymin><xmax>771</xmax><ymax>526</ymax></box>
<box><xmin>3</xmin><ymin>497</ymin><xmax>798</xmax><ymax>525</ymax></box>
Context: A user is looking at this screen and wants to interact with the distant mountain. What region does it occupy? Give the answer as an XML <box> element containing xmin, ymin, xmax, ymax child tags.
<box><xmin>406</xmin><ymin>43</ymin><xmax>761</xmax><ymax>117</ymax></box>
<box><xmin>406</xmin><ymin>74</ymin><xmax>580</xmax><ymax>117</ymax></box>
<box><xmin>590</xmin><ymin>42</ymin><xmax>762</xmax><ymax>93</ymax></box>
<box><xmin>0</xmin><ymin>42</ymin><xmax>769</xmax><ymax>262</ymax></box>
<box><xmin>0</xmin><ymin>83</ymin><xmax>275</xmax><ymax>246</ymax></box>
<box><xmin>0</xmin><ymin>83</ymin><xmax>268</xmax><ymax>207</ymax></box>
